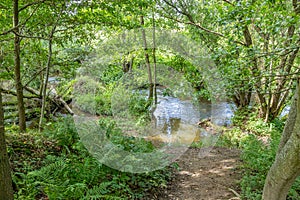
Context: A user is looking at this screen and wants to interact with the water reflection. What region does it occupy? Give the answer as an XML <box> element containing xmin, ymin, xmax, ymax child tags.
<box><xmin>146</xmin><ymin>91</ymin><xmax>234</xmax><ymax>146</ymax></box>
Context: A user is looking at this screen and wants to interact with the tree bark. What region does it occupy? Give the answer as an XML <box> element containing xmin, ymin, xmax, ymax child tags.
<box><xmin>152</xmin><ymin>11</ymin><xmax>157</xmax><ymax>105</ymax></box>
<box><xmin>13</xmin><ymin>0</ymin><xmax>26</xmax><ymax>132</ymax></box>
<box><xmin>0</xmin><ymin>87</ymin><xmax>14</xmax><ymax>200</ymax></box>
<box><xmin>140</xmin><ymin>7</ymin><xmax>153</xmax><ymax>101</ymax></box>
<box><xmin>262</xmin><ymin>78</ymin><xmax>300</xmax><ymax>200</ymax></box>
<box><xmin>39</xmin><ymin>26</ymin><xmax>56</xmax><ymax>132</ymax></box>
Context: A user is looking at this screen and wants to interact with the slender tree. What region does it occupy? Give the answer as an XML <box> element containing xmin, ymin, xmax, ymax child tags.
<box><xmin>13</xmin><ymin>0</ymin><xmax>26</xmax><ymax>132</ymax></box>
<box><xmin>140</xmin><ymin>7</ymin><xmax>154</xmax><ymax>101</ymax></box>
<box><xmin>39</xmin><ymin>25</ymin><xmax>56</xmax><ymax>132</ymax></box>
<box><xmin>152</xmin><ymin>9</ymin><xmax>158</xmax><ymax>105</ymax></box>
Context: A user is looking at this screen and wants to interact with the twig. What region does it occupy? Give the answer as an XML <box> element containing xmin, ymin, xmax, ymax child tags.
<box><xmin>221</xmin><ymin>0</ymin><xmax>234</xmax><ymax>6</ymax></box>
<box><xmin>24</xmin><ymin>67</ymin><xmax>47</xmax><ymax>87</ymax></box>
<box><xmin>228</xmin><ymin>187</ymin><xmax>241</xmax><ymax>198</ymax></box>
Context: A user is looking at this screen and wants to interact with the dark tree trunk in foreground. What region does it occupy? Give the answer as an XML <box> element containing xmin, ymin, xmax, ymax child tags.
<box><xmin>13</xmin><ymin>0</ymin><xmax>26</xmax><ymax>132</ymax></box>
<box><xmin>0</xmin><ymin>88</ymin><xmax>14</xmax><ymax>200</ymax></box>
<box><xmin>263</xmin><ymin>78</ymin><xmax>300</xmax><ymax>200</ymax></box>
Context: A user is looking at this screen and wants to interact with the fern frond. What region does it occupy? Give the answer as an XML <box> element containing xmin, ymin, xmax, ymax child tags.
<box><xmin>85</xmin><ymin>182</ymin><xmax>124</xmax><ymax>200</ymax></box>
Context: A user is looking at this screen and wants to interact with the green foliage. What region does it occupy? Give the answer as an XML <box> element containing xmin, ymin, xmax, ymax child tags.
<box><xmin>190</xmin><ymin>141</ymin><xmax>204</xmax><ymax>148</ymax></box>
<box><xmin>128</xmin><ymin>92</ymin><xmax>151</xmax><ymax>117</ymax></box>
<box><xmin>240</xmin><ymin>128</ymin><xmax>279</xmax><ymax>199</ymax></box>
<box><xmin>245</xmin><ymin>118</ymin><xmax>271</xmax><ymax>137</ymax></box>
<box><xmin>162</xmin><ymin>88</ymin><xmax>173</xmax><ymax>97</ymax></box>
<box><xmin>231</xmin><ymin>107</ymin><xmax>253</xmax><ymax>127</ymax></box>
<box><xmin>56</xmin><ymin>79</ymin><xmax>76</xmax><ymax>100</ymax></box>
<box><xmin>230</xmin><ymin>108</ymin><xmax>273</xmax><ymax>136</ymax></box>
<box><xmin>221</xmin><ymin>115</ymin><xmax>300</xmax><ymax>199</ymax></box>
<box><xmin>164</xmin><ymin>55</ymin><xmax>209</xmax><ymax>99</ymax></box>
<box><xmin>73</xmin><ymin>76</ymin><xmax>113</xmax><ymax>116</ymax></box>
<box><xmin>99</xmin><ymin>64</ymin><xmax>124</xmax><ymax>85</ymax></box>
<box><xmin>11</xmin><ymin>117</ymin><xmax>172</xmax><ymax>199</ymax></box>
<box><xmin>98</xmin><ymin>117</ymin><xmax>154</xmax><ymax>153</ymax></box>
<box><xmin>216</xmin><ymin>127</ymin><xmax>250</xmax><ymax>148</ymax></box>
<box><xmin>43</xmin><ymin>116</ymin><xmax>84</xmax><ymax>154</ymax></box>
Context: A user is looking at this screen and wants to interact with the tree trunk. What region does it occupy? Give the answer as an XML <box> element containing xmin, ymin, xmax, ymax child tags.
<box><xmin>140</xmin><ymin>8</ymin><xmax>153</xmax><ymax>101</ymax></box>
<box><xmin>262</xmin><ymin>78</ymin><xmax>300</xmax><ymax>200</ymax></box>
<box><xmin>39</xmin><ymin>26</ymin><xmax>56</xmax><ymax>132</ymax></box>
<box><xmin>232</xmin><ymin>90</ymin><xmax>252</xmax><ymax>108</ymax></box>
<box><xmin>0</xmin><ymin>87</ymin><xmax>14</xmax><ymax>200</ymax></box>
<box><xmin>152</xmin><ymin>11</ymin><xmax>157</xmax><ymax>105</ymax></box>
<box><xmin>13</xmin><ymin>0</ymin><xmax>26</xmax><ymax>132</ymax></box>
<box><xmin>122</xmin><ymin>57</ymin><xmax>134</xmax><ymax>73</ymax></box>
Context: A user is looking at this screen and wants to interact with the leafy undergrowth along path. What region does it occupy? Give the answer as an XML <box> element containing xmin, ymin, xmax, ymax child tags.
<box><xmin>146</xmin><ymin>147</ymin><xmax>242</xmax><ymax>200</ymax></box>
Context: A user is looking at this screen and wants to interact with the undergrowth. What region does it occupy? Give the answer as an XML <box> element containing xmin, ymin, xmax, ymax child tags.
<box><xmin>217</xmin><ymin>109</ymin><xmax>300</xmax><ymax>199</ymax></box>
<box><xmin>7</xmin><ymin>117</ymin><xmax>173</xmax><ymax>199</ymax></box>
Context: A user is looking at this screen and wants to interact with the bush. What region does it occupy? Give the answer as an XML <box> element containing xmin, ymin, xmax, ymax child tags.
<box><xmin>99</xmin><ymin>64</ymin><xmax>124</xmax><ymax>85</ymax></box>
<box><xmin>128</xmin><ymin>92</ymin><xmax>151</xmax><ymax>117</ymax></box>
<box><xmin>98</xmin><ymin>117</ymin><xmax>154</xmax><ymax>153</ymax></box>
<box><xmin>43</xmin><ymin>116</ymin><xmax>83</xmax><ymax>154</ymax></box>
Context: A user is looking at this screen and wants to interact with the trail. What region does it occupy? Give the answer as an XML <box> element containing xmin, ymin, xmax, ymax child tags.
<box><xmin>146</xmin><ymin>147</ymin><xmax>242</xmax><ymax>200</ymax></box>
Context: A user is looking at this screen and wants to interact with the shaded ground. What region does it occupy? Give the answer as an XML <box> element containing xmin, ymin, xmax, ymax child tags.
<box><xmin>146</xmin><ymin>147</ymin><xmax>242</xmax><ymax>200</ymax></box>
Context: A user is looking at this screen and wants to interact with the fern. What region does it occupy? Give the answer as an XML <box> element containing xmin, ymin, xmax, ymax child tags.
<box><xmin>85</xmin><ymin>182</ymin><xmax>110</xmax><ymax>197</ymax></box>
<box><xmin>28</xmin><ymin>157</ymin><xmax>66</xmax><ymax>181</ymax></box>
<box><xmin>84</xmin><ymin>182</ymin><xmax>124</xmax><ymax>200</ymax></box>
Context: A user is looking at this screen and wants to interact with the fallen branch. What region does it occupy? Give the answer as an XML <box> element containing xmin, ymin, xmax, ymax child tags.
<box><xmin>1</xmin><ymin>88</ymin><xmax>37</xmax><ymax>99</ymax></box>
<box><xmin>24</xmin><ymin>86</ymin><xmax>73</xmax><ymax>115</ymax></box>
<box><xmin>228</xmin><ymin>187</ymin><xmax>241</xmax><ymax>198</ymax></box>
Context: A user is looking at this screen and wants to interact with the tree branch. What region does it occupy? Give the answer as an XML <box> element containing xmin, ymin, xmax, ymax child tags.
<box><xmin>220</xmin><ymin>0</ymin><xmax>234</xmax><ymax>6</ymax></box>
<box><xmin>0</xmin><ymin>3</ymin><xmax>39</xmax><ymax>36</ymax></box>
<box><xmin>159</xmin><ymin>0</ymin><xmax>246</xmax><ymax>46</ymax></box>
<box><xmin>1</xmin><ymin>88</ymin><xmax>37</xmax><ymax>99</ymax></box>
<box><xmin>24</xmin><ymin>67</ymin><xmax>47</xmax><ymax>87</ymax></box>
<box><xmin>18</xmin><ymin>0</ymin><xmax>45</xmax><ymax>12</ymax></box>
<box><xmin>162</xmin><ymin>0</ymin><xmax>224</xmax><ymax>37</ymax></box>
<box><xmin>12</xmin><ymin>31</ymin><xmax>48</xmax><ymax>40</ymax></box>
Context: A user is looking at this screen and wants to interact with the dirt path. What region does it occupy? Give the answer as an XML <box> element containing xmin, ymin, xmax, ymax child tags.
<box><xmin>147</xmin><ymin>147</ymin><xmax>242</xmax><ymax>200</ymax></box>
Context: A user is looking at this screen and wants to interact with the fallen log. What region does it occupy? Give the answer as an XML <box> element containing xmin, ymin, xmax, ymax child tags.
<box><xmin>26</xmin><ymin>86</ymin><xmax>74</xmax><ymax>115</ymax></box>
<box><xmin>1</xmin><ymin>88</ymin><xmax>37</xmax><ymax>99</ymax></box>
<box><xmin>2</xmin><ymin>86</ymin><xmax>73</xmax><ymax>116</ymax></box>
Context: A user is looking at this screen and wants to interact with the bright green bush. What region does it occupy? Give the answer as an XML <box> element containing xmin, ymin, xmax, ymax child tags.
<box><xmin>43</xmin><ymin>116</ymin><xmax>83</xmax><ymax>153</ymax></box>
<box><xmin>128</xmin><ymin>92</ymin><xmax>151</xmax><ymax>121</ymax></box>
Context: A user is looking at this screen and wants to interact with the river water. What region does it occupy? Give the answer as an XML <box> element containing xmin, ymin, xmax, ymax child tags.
<box><xmin>141</xmin><ymin>91</ymin><xmax>235</xmax><ymax>146</ymax></box>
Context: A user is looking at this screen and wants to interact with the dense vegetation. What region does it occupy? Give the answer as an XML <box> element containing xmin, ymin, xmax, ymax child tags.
<box><xmin>1</xmin><ymin>0</ymin><xmax>299</xmax><ymax>199</ymax></box>
<box><xmin>219</xmin><ymin>109</ymin><xmax>300</xmax><ymax>199</ymax></box>
<box><xmin>7</xmin><ymin>117</ymin><xmax>173</xmax><ymax>199</ymax></box>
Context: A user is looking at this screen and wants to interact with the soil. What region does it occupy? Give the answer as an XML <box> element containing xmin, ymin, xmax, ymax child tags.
<box><xmin>146</xmin><ymin>146</ymin><xmax>242</xmax><ymax>200</ymax></box>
